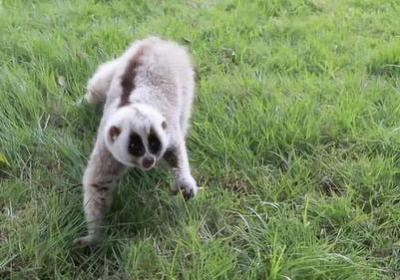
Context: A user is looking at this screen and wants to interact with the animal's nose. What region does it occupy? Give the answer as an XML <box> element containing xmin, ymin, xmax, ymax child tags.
<box><xmin>142</xmin><ymin>157</ymin><xmax>155</xmax><ymax>169</ymax></box>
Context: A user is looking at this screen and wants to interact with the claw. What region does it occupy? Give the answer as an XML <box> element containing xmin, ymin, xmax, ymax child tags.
<box><xmin>171</xmin><ymin>175</ymin><xmax>197</xmax><ymax>200</ymax></box>
<box><xmin>73</xmin><ymin>235</ymin><xmax>98</xmax><ymax>251</ymax></box>
<box><xmin>182</xmin><ymin>187</ymin><xmax>193</xmax><ymax>200</ymax></box>
<box><xmin>170</xmin><ymin>186</ymin><xmax>194</xmax><ymax>200</ymax></box>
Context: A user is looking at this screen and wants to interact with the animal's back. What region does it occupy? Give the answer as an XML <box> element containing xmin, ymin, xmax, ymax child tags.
<box><xmin>132</xmin><ymin>37</ymin><xmax>195</xmax><ymax>133</ymax></box>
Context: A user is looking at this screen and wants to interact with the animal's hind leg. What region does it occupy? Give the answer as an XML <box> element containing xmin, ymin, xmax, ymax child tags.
<box><xmin>85</xmin><ymin>59</ymin><xmax>119</xmax><ymax>105</ymax></box>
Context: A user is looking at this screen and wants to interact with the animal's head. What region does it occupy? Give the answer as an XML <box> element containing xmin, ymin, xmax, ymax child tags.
<box><xmin>104</xmin><ymin>104</ymin><xmax>169</xmax><ymax>170</ymax></box>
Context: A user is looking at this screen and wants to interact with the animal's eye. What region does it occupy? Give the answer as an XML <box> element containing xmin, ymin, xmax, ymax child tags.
<box><xmin>148</xmin><ymin>130</ymin><xmax>161</xmax><ymax>154</ymax></box>
<box><xmin>128</xmin><ymin>133</ymin><xmax>145</xmax><ymax>157</ymax></box>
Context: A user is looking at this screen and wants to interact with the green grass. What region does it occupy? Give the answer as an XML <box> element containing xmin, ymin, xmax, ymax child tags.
<box><xmin>1</xmin><ymin>0</ymin><xmax>400</xmax><ymax>279</ymax></box>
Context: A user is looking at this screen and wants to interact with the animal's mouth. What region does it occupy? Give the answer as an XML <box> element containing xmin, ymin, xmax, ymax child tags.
<box><xmin>141</xmin><ymin>165</ymin><xmax>154</xmax><ymax>171</ymax></box>
<box><xmin>141</xmin><ymin>157</ymin><xmax>155</xmax><ymax>170</ymax></box>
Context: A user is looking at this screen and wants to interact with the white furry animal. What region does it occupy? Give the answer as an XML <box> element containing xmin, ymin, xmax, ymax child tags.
<box><xmin>74</xmin><ymin>37</ymin><xmax>198</xmax><ymax>247</ymax></box>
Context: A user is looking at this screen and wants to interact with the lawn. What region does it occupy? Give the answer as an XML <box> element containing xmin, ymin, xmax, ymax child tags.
<box><xmin>1</xmin><ymin>0</ymin><xmax>400</xmax><ymax>279</ymax></box>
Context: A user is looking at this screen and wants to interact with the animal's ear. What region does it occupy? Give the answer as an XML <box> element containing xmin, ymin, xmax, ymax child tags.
<box><xmin>108</xmin><ymin>126</ymin><xmax>121</xmax><ymax>142</ymax></box>
<box><xmin>161</xmin><ymin>121</ymin><xmax>167</xmax><ymax>130</ymax></box>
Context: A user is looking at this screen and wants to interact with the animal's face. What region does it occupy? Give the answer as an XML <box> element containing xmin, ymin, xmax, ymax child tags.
<box><xmin>104</xmin><ymin>106</ymin><xmax>168</xmax><ymax>170</ymax></box>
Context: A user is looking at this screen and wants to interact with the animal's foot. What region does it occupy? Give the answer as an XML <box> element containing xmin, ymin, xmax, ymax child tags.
<box><xmin>73</xmin><ymin>235</ymin><xmax>98</xmax><ymax>249</ymax></box>
<box><xmin>171</xmin><ymin>174</ymin><xmax>198</xmax><ymax>200</ymax></box>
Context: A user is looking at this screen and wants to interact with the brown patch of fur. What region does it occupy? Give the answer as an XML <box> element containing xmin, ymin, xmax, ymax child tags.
<box><xmin>119</xmin><ymin>46</ymin><xmax>147</xmax><ymax>107</ymax></box>
<box><xmin>90</xmin><ymin>181</ymin><xmax>113</xmax><ymax>193</ymax></box>
<box><xmin>163</xmin><ymin>148</ymin><xmax>178</xmax><ymax>168</ymax></box>
<box><xmin>98</xmin><ymin>186</ymin><xmax>109</xmax><ymax>192</ymax></box>
<box><xmin>108</xmin><ymin>126</ymin><xmax>121</xmax><ymax>141</ymax></box>
<box><xmin>90</xmin><ymin>183</ymin><xmax>101</xmax><ymax>189</ymax></box>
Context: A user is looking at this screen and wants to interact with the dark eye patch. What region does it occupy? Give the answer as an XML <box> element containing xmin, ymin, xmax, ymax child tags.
<box><xmin>128</xmin><ymin>132</ymin><xmax>145</xmax><ymax>157</ymax></box>
<box><xmin>148</xmin><ymin>129</ymin><xmax>161</xmax><ymax>155</ymax></box>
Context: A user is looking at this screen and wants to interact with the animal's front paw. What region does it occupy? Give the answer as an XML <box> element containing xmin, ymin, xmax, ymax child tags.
<box><xmin>73</xmin><ymin>235</ymin><xmax>98</xmax><ymax>249</ymax></box>
<box><xmin>171</xmin><ymin>174</ymin><xmax>198</xmax><ymax>200</ymax></box>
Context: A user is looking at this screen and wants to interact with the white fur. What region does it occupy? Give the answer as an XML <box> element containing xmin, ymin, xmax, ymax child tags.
<box><xmin>74</xmin><ymin>37</ymin><xmax>198</xmax><ymax>247</ymax></box>
<box><xmin>103</xmin><ymin>104</ymin><xmax>167</xmax><ymax>170</ymax></box>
